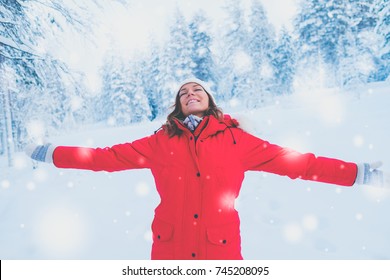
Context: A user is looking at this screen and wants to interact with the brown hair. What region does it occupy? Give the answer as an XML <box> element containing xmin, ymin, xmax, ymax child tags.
<box><xmin>164</xmin><ymin>90</ymin><xmax>224</xmax><ymax>137</ymax></box>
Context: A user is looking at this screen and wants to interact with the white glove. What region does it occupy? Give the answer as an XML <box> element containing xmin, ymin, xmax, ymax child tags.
<box><xmin>355</xmin><ymin>161</ymin><xmax>389</xmax><ymax>188</ymax></box>
<box><xmin>25</xmin><ymin>143</ymin><xmax>55</xmax><ymax>163</ymax></box>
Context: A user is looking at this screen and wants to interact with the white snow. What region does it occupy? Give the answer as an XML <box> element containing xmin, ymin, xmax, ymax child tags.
<box><xmin>1</xmin><ymin>81</ymin><xmax>390</xmax><ymax>260</ymax></box>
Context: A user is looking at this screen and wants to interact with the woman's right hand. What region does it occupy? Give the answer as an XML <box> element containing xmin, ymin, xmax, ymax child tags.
<box><xmin>25</xmin><ymin>143</ymin><xmax>55</xmax><ymax>163</ymax></box>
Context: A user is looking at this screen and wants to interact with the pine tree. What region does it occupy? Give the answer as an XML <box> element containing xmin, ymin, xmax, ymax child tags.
<box><xmin>127</xmin><ymin>59</ymin><xmax>152</xmax><ymax>123</ymax></box>
<box><xmin>294</xmin><ymin>0</ymin><xmax>352</xmax><ymax>87</ymax></box>
<box><xmin>189</xmin><ymin>11</ymin><xmax>217</xmax><ymax>92</ymax></box>
<box><xmin>153</xmin><ymin>6</ymin><xmax>194</xmax><ymax>112</ymax></box>
<box><xmin>374</xmin><ymin>0</ymin><xmax>390</xmax><ymax>80</ymax></box>
<box><xmin>217</xmin><ymin>0</ymin><xmax>249</xmax><ymax>103</ymax></box>
<box><xmin>272</xmin><ymin>28</ymin><xmax>296</xmax><ymax>95</ymax></box>
<box><xmin>99</xmin><ymin>55</ymin><xmax>132</xmax><ymax>126</ymax></box>
<box><xmin>141</xmin><ymin>42</ymin><xmax>164</xmax><ymax>120</ymax></box>
<box><xmin>166</xmin><ymin>6</ymin><xmax>194</xmax><ymax>82</ymax></box>
<box><xmin>248</xmin><ymin>0</ymin><xmax>275</xmax><ymax>69</ymax></box>
<box><xmin>0</xmin><ymin>0</ymin><xmax>43</xmax><ymax>165</ymax></box>
<box><xmin>1</xmin><ymin>0</ymin><xmax>102</xmax><ymax>165</ymax></box>
<box><xmin>246</xmin><ymin>0</ymin><xmax>276</xmax><ymax>106</ymax></box>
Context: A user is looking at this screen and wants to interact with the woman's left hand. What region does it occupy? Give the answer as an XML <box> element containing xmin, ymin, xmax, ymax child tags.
<box><xmin>356</xmin><ymin>161</ymin><xmax>389</xmax><ymax>188</ymax></box>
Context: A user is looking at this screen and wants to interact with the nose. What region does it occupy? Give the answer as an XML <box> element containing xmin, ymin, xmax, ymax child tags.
<box><xmin>184</xmin><ymin>90</ymin><xmax>195</xmax><ymax>97</ymax></box>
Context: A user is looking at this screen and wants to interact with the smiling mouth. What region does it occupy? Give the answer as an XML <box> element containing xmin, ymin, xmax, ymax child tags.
<box><xmin>187</xmin><ymin>99</ymin><xmax>200</xmax><ymax>105</ymax></box>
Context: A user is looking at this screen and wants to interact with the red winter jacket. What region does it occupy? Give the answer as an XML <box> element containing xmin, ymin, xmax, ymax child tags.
<box><xmin>52</xmin><ymin>115</ymin><xmax>357</xmax><ymax>260</ymax></box>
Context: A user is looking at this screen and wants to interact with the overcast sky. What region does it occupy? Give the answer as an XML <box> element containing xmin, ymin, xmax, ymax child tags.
<box><xmin>60</xmin><ymin>0</ymin><xmax>298</xmax><ymax>91</ymax></box>
<box><xmin>103</xmin><ymin>0</ymin><xmax>299</xmax><ymax>52</ymax></box>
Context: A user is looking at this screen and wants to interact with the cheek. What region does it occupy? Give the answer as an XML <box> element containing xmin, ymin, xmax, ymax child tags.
<box><xmin>202</xmin><ymin>94</ymin><xmax>209</xmax><ymax>107</ymax></box>
<box><xmin>179</xmin><ymin>99</ymin><xmax>186</xmax><ymax>109</ymax></box>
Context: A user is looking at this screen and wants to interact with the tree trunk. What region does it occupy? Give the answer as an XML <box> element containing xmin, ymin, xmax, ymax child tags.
<box><xmin>1</xmin><ymin>91</ymin><xmax>14</xmax><ymax>167</ymax></box>
<box><xmin>0</xmin><ymin>57</ymin><xmax>15</xmax><ymax>167</ymax></box>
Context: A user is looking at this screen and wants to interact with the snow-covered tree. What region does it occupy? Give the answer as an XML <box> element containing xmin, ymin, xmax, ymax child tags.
<box><xmin>99</xmin><ymin>55</ymin><xmax>130</xmax><ymax>126</ymax></box>
<box><xmin>336</xmin><ymin>30</ymin><xmax>368</xmax><ymax>88</ymax></box>
<box><xmin>248</xmin><ymin>0</ymin><xmax>275</xmax><ymax>70</ymax></box>
<box><xmin>126</xmin><ymin>59</ymin><xmax>152</xmax><ymax>123</ymax></box>
<box><xmin>374</xmin><ymin>0</ymin><xmax>390</xmax><ymax>80</ymax></box>
<box><xmin>189</xmin><ymin>11</ymin><xmax>218</xmax><ymax>92</ymax></box>
<box><xmin>216</xmin><ymin>0</ymin><xmax>249</xmax><ymax>103</ymax></box>
<box><xmin>246</xmin><ymin>0</ymin><xmax>277</xmax><ymax>106</ymax></box>
<box><xmin>294</xmin><ymin>0</ymin><xmax>351</xmax><ymax>87</ymax></box>
<box><xmin>0</xmin><ymin>0</ymin><xmax>103</xmax><ymax>166</ymax></box>
<box><xmin>141</xmin><ymin>42</ymin><xmax>165</xmax><ymax>120</ymax></box>
<box><xmin>0</xmin><ymin>62</ymin><xmax>15</xmax><ymax>166</ymax></box>
<box><xmin>99</xmin><ymin>54</ymin><xmax>152</xmax><ymax>126</ymax></box>
<box><xmin>272</xmin><ymin>28</ymin><xmax>296</xmax><ymax>95</ymax></box>
<box><xmin>165</xmin><ymin>6</ymin><xmax>194</xmax><ymax>82</ymax></box>
<box><xmin>153</xmin><ymin>6</ymin><xmax>194</xmax><ymax>111</ymax></box>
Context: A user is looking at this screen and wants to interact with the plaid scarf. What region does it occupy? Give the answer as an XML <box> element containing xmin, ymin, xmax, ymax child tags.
<box><xmin>183</xmin><ymin>115</ymin><xmax>203</xmax><ymax>131</ymax></box>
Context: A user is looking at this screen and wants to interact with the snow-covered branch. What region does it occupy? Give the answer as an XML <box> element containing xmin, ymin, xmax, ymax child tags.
<box><xmin>0</xmin><ymin>34</ymin><xmax>41</xmax><ymax>58</ymax></box>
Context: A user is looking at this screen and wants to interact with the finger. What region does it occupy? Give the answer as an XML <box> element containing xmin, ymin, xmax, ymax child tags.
<box><xmin>370</xmin><ymin>161</ymin><xmax>383</xmax><ymax>170</ymax></box>
<box><xmin>24</xmin><ymin>144</ymin><xmax>39</xmax><ymax>157</ymax></box>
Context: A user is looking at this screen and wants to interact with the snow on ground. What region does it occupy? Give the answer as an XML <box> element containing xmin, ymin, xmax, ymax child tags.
<box><xmin>1</xmin><ymin>81</ymin><xmax>390</xmax><ymax>259</ymax></box>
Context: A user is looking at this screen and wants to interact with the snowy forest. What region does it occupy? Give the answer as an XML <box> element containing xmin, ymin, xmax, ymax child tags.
<box><xmin>1</xmin><ymin>0</ymin><xmax>390</xmax><ymax>167</ymax></box>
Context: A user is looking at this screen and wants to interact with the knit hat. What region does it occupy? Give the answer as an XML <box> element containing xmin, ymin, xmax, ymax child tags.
<box><xmin>177</xmin><ymin>78</ymin><xmax>216</xmax><ymax>103</ymax></box>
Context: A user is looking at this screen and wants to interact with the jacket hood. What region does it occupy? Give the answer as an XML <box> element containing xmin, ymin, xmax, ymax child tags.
<box><xmin>156</xmin><ymin>114</ymin><xmax>241</xmax><ymax>141</ymax></box>
<box><xmin>174</xmin><ymin>114</ymin><xmax>239</xmax><ymax>133</ymax></box>
<box><xmin>169</xmin><ymin>114</ymin><xmax>239</xmax><ymax>146</ymax></box>
<box><xmin>223</xmin><ymin>114</ymin><xmax>239</xmax><ymax>128</ymax></box>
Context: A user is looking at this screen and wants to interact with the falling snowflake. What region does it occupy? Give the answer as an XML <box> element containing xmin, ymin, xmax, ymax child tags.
<box><xmin>26</xmin><ymin>120</ymin><xmax>45</xmax><ymax>142</ymax></box>
<box><xmin>135</xmin><ymin>182</ymin><xmax>150</xmax><ymax>197</ymax></box>
<box><xmin>143</xmin><ymin>230</ymin><xmax>153</xmax><ymax>242</ymax></box>
<box><xmin>107</xmin><ymin>117</ymin><xmax>116</xmax><ymax>126</ymax></box>
<box><xmin>353</xmin><ymin>135</ymin><xmax>365</xmax><ymax>148</ymax></box>
<box><xmin>302</xmin><ymin>214</ymin><xmax>318</xmax><ymax>231</ymax></box>
<box><xmin>26</xmin><ymin>182</ymin><xmax>36</xmax><ymax>191</ymax></box>
<box><xmin>1</xmin><ymin>180</ymin><xmax>10</xmax><ymax>189</ymax></box>
<box><xmin>14</xmin><ymin>154</ymin><xmax>28</xmax><ymax>170</ymax></box>
<box><xmin>32</xmin><ymin>206</ymin><xmax>88</xmax><ymax>257</ymax></box>
<box><xmin>218</xmin><ymin>192</ymin><xmax>236</xmax><ymax>211</ymax></box>
<box><xmin>33</xmin><ymin>168</ymin><xmax>48</xmax><ymax>182</ymax></box>
<box><xmin>355</xmin><ymin>213</ymin><xmax>363</xmax><ymax>221</ymax></box>
<box><xmin>283</xmin><ymin>223</ymin><xmax>303</xmax><ymax>243</ymax></box>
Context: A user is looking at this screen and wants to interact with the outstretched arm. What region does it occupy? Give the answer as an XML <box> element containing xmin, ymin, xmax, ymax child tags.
<box><xmin>25</xmin><ymin>136</ymin><xmax>156</xmax><ymax>172</ymax></box>
<box><xmin>237</xmin><ymin>130</ymin><xmax>386</xmax><ymax>187</ymax></box>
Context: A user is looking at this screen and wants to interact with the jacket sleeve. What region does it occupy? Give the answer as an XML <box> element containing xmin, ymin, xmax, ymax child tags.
<box><xmin>238</xmin><ymin>131</ymin><xmax>357</xmax><ymax>186</ymax></box>
<box><xmin>52</xmin><ymin>135</ymin><xmax>156</xmax><ymax>172</ymax></box>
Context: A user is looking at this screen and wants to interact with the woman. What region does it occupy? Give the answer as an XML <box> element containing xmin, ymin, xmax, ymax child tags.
<box><xmin>27</xmin><ymin>78</ymin><xmax>384</xmax><ymax>260</ymax></box>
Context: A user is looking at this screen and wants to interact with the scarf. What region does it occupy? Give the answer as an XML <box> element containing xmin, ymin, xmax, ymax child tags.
<box><xmin>183</xmin><ymin>115</ymin><xmax>203</xmax><ymax>131</ymax></box>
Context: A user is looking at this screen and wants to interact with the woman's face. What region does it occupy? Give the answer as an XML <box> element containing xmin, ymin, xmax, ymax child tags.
<box><xmin>179</xmin><ymin>82</ymin><xmax>209</xmax><ymax>118</ymax></box>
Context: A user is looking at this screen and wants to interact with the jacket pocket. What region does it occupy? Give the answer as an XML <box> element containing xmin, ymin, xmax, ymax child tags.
<box><xmin>151</xmin><ymin>217</ymin><xmax>175</xmax><ymax>259</ymax></box>
<box><xmin>206</xmin><ymin>222</ymin><xmax>242</xmax><ymax>260</ymax></box>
